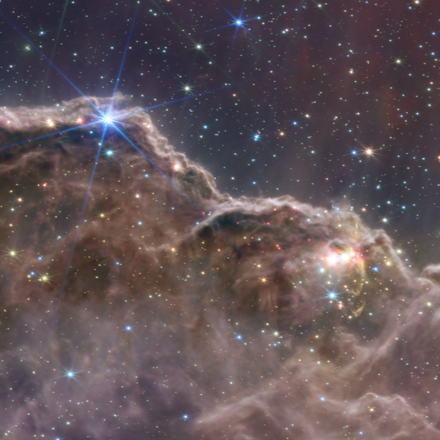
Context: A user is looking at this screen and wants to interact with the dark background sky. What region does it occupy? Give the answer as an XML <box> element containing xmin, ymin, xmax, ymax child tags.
<box><xmin>1</xmin><ymin>0</ymin><xmax>440</xmax><ymax>270</ymax></box>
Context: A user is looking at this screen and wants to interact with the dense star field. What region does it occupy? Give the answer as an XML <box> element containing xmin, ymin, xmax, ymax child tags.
<box><xmin>1</xmin><ymin>0</ymin><xmax>440</xmax><ymax>439</ymax></box>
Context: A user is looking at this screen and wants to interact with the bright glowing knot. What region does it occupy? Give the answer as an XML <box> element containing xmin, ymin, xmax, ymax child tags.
<box><xmin>101</xmin><ymin>113</ymin><xmax>115</xmax><ymax>125</ymax></box>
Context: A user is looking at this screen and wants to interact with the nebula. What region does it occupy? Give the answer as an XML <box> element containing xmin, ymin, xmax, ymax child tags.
<box><xmin>0</xmin><ymin>95</ymin><xmax>439</xmax><ymax>439</ymax></box>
